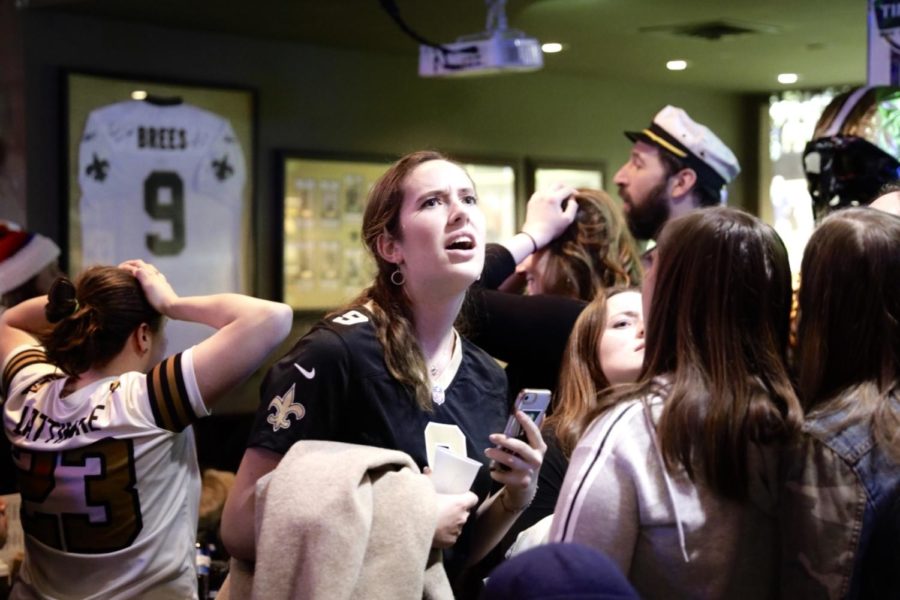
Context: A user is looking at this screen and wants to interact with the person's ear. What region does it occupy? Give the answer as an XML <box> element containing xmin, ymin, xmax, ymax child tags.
<box><xmin>133</xmin><ymin>323</ymin><xmax>152</xmax><ymax>355</ymax></box>
<box><xmin>376</xmin><ymin>230</ymin><xmax>403</xmax><ymax>266</ymax></box>
<box><xmin>669</xmin><ymin>168</ymin><xmax>698</xmax><ymax>201</ymax></box>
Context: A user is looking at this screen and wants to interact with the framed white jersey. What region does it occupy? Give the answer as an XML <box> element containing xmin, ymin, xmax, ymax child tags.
<box><xmin>77</xmin><ymin>99</ymin><xmax>247</xmax><ymax>353</ymax></box>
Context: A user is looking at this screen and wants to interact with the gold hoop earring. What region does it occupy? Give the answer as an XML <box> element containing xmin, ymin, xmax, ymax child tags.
<box><xmin>390</xmin><ymin>269</ymin><xmax>405</xmax><ymax>286</ymax></box>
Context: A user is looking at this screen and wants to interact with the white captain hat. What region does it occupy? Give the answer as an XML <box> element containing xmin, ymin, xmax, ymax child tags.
<box><xmin>625</xmin><ymin>105</ymin><xmax>740</xmax><ymax>191</ymax></box>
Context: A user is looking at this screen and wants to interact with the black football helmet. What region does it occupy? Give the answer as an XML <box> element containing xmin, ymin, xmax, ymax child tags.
<box><xmin>804</xmin><ymin>86</ymin><xmax>900</xmax><ymax>220</ymax></box>
<box><xmin>803</xmin><ymin>134</ymin><xmax>900</xmax><ymax>221</ymax></box>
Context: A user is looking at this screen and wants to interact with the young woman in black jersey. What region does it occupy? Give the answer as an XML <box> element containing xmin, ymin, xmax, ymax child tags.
<box><xmin>223</xmin><ymin>151</ymin><xmax>570</xmax><ymax>581</ymax></box>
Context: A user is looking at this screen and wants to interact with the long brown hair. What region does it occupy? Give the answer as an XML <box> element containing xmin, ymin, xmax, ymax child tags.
<box><xmin>591</xmin><ymin>207</ymin><xmax>801</xmax><ymax>500</ymax></box>
<box><xmin>41</xmin><ymin>266</ymin><xmax>163</xmax><ymax>375</ymax></box>
<box><xmin>345</xmin><ymin>150</ymin><xmax>469</xmax><ymax>411</ymax></box>
<box><xmin>536</xmin><ymin>189</ymin><xmax>642</xmax><ymax>300</ymax></box>
<box><xmin>797</xmin><ymin>208</ymin><xmax>900</xmax><ymax>460</ymax></box>
<box><xmin>545</xmin><ymin>286</ymin><xmax>638</xmax><ymax>457</ymax></box>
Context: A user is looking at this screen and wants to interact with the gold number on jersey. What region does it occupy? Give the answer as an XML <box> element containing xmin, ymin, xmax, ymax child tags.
<box><xmin>16</xmin><ymin>437</ymin><xmax>143</xmax><ymax>554</ymax></box>
<box><xmin>144</xmin><ymin>170</ymin><xmax>186</xmax><ymax>256</ymax></box>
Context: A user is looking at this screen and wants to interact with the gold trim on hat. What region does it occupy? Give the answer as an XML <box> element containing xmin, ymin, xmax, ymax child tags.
<box><xmin>642</xmin><ymin>129</ymin><xmax>688</xmax><ymax>158</ymax></box>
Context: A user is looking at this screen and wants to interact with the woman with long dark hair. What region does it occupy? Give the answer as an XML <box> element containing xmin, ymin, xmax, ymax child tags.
<box><xmin>781</xmin><ymin>207</ymin><xmax>900</xmax><ymax>598</ymax></box>
<box><xmin>0</xmin><ymin>260</ymin><xmax>292</xmax><ymax>599</ymax></box>
<box><xmin>551</xmin><ymin>207</ymin><xmax>802</xmax><ymax>598</ymax></box>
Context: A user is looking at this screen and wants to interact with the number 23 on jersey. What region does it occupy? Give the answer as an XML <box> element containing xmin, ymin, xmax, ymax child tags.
<box><xmin>15</xmin><ymin>437</ymin><xmax>143</xmax><ymax>554</ymax></box>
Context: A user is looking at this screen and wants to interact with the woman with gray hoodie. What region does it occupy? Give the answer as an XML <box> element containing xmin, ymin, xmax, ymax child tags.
<box><xmin>551</xmin><ymin>207</ymin><xmax>802</xmax><ymax>599</ymax></box>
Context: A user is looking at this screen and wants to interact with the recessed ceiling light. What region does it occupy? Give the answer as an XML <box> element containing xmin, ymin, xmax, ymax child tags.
<box><xmin>666</xmin><ymin>60</ymin><xmax>688</xmax><ymax>71</ymax></box>
<box><xmin>542</xmin><ymin>42</ymin><xmax>564</xmax><ymax>54</ymax></box>
<box><xmin>131</xmin><ymin>90</ymin><xmax>148</xmax><ymax>100</ymax></box>
<box><xmin>777</xmin><ymin>73</ymin><xmax>799</xmax><ymax>85</ymax></box>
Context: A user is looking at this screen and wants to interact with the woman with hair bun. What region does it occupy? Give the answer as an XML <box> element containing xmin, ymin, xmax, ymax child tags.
<box><xmin>0</xmin><ymin>260</ymin><xmax>292</xmax><ymax>599</ymax></box>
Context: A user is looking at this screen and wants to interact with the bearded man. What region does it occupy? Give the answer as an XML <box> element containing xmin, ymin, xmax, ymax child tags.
<box><xmin>614</xmin><ymin>106</ymin><xmax>740</xmax><ymax>242</ymax></box>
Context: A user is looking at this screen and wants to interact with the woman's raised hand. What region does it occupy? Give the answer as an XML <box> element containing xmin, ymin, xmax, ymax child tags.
<box><xmin>118</xmin><ymin>259</ymin><xmax>178</xmax><ymax>316</ymax></box>
<box><xmin>520</xmin><ymin>184</ymin><xmax>579</xmax><ymax>250</ymax></box>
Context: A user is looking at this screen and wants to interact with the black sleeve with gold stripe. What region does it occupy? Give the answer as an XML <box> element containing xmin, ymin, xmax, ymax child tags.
<box><xmin>147</xmin><ymin>353</ymin><xmax>198</xmax><ymax>432</ymax></box>
<box><xmin>2</xmin><ymin>348</ymin><xmax>51</xmax><ymax>397</ymax></box>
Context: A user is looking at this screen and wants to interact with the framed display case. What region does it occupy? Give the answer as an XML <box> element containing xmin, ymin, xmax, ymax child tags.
<box><xmin>279</xmin><ymin>152</ymin><xmax>517</xmax><ymax>311</ymax></box>
<box><xmin>526</xmin><ymin>158</ymin><xmax>605</xmax><ymax>197</ymax></box>
<box><xmin>457</xmin><ymin>159</ymin><xmax>517</xmax><ymax>243</ymax></box>
<box><xmin>65</xmin><ymin>71</ymin><xmax>255</xmax><ymax>290</ymax></box>
<box><xmin>65</xmin><ymin>71</ymin><xmax>255</xmax><ymax>352</ymax></box>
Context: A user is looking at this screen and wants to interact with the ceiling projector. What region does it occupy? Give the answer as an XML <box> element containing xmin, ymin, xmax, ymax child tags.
<box><xmin>419</xmin><ymin>29</ymin><xmax>543</xmax><ymax>77</ymax></box>
<box><xmin>417</xmin><ymin>0</ymin><xmax>542</xmax><ymax>77</ymax></box>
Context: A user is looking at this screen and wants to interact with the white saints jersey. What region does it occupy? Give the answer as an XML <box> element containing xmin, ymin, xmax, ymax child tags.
<box><xmin>1</xmin><ymin>345</ymin><xmax>209</xmax><ymax>600</ymax></box>
<box><xmin>78</xmin><ymin>100</ymin><xmax>246</xmax><ymax>353</ymax></box>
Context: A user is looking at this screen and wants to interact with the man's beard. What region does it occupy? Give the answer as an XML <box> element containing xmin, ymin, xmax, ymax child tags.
<box><xmin>622</xmin><ymin>180</ymin><xmax>670</xmax><ymax>240</ymax></box>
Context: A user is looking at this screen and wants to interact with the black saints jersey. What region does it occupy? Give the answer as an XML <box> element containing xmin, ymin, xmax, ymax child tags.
<box><xmin>250</xmin><ymin>307</ymin><xmax>508</xmax><ymax>489</ymax></box>
<box><xmin>249</xmin><ymin>307</ymin><xmax>509</xmax><ymax>577</ymax></box>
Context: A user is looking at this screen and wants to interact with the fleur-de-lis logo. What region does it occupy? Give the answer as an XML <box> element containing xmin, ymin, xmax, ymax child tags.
<box><xmin>86</xmin><ymin>153</ymin><xmax>110</xmax><ymax>182</ymax></box>
<box><xmin>266</xmin><ymin>383</ymin><xmax>306</xmax><ymax>432</ymax></box>
<box><xmin>212</xmin><ymin>154</ymin><xmax>234</xmax><ymax>181</ymax></box>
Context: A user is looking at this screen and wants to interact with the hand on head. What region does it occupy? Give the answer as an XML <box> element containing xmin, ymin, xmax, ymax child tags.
<box><xmin>520</xmin><ymin>184</ymin><xmax>579</xmax><ymax>249</ymax></box>
<box><xmin>485</xmin><ymin>410</ymin><xmax>547</xmax><ymax>506</ymax></box>
<box><xmin>118</xmin><ymin>260</ymin><xmax>177</xmax><ymax>315</ymax></box>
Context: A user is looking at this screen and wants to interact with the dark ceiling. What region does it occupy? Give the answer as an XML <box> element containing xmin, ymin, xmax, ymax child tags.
<box><xmin>22</xmin><ymin>0</ymin><xmax>867</xmax><ymax>92</ymax></box>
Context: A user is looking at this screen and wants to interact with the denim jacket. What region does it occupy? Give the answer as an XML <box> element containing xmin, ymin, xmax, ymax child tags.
<box><xmin>780</xmin><ymin>396</ymin><xmax>900</xmax><ymax>599</ymax></box>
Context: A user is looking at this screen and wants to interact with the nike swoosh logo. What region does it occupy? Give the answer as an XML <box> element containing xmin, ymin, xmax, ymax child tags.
<box><xmin>293</xmin><ymin>363</ymin><xmax>316</xmax><ymax>379</ymax></box>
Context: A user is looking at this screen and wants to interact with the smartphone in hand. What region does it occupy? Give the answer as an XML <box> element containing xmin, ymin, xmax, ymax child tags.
<box><xmin>491</xmin><ymin>388</ymin><xmax>552</xmax><ymax>471</ymax></box>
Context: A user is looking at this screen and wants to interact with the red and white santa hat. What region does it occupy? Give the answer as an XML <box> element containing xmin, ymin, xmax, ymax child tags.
<box><xmin>0</xmin><ymin>222</ymin><xmax>60</xmax><ymax>295</ymax></box>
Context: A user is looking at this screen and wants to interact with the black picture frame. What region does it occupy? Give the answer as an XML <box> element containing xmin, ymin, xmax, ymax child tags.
<box><xmin>64</xmin><ymin>70</ymin><xmax>257</xmax><ymax>294</ymax></box>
